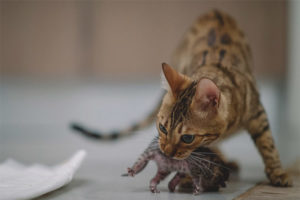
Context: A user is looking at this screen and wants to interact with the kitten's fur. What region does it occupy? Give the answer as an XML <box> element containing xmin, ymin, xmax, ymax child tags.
<box><xmin>123</xmin><ymin>137</ymin><xmax>229</xmax><ymax>194</ymax></box>
<box><xmin>72</xmin><ymin>10</ymin><xmax>292</xmax><ymax>187</ymax></box>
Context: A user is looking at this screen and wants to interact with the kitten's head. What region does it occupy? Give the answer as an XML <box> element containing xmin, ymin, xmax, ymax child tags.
<box><xmin>157</xmin><ymin>63</ymin><xmax>226</xmax><ymax>159</ymax></box>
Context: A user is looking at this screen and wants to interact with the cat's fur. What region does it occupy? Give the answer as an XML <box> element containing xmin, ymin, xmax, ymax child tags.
<box><xmin>123</xmin><ymin>137</ymin><xmax>229</xmax><ymax>194</ymax></box>
<box><xmin>71</xmin><ymin>10</ymin><xmax>292</xmax><ymax>187</ymax></box>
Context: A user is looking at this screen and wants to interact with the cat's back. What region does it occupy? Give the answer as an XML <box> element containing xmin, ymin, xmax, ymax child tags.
<box><xmin>174</xmin><ymin>10</ymin><xmax>253</xmax><ymax>78</ymax></box>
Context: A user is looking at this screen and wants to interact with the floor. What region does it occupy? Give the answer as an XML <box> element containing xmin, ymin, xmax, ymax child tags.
<box><xmin>0</xmin><ymin>79</ymin><xmax>297</xmax><ymax>200</ymax></box>
<box><xmin>234</xmin><ymin>177</ymin><xmax>300</xmax><ymax>200</ymax></box>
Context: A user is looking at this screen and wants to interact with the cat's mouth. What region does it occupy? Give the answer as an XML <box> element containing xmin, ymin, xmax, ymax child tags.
<box><xmin>170</xmin><ymin>152</ymin><xmax>191</xmax><ymax>160</ymax></box>
<box><xmin>159</xmin><ymin>142</ymin><xmax>191</xmax><ymax>159</ymax></box>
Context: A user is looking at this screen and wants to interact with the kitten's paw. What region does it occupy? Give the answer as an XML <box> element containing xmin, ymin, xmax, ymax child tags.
<box><xmin>192</xmin><ymin>185</ymin><xmax>203</xmax><ymax>195</ymax></box>
<box><xmin>266</xmin><ymin>168</ymin><xmax>293</xmax><ymax>187</ymax></box>
<box><xmin>150</xmin><ymin>186</ymin><xmax>160</xmax><ymax>193</ymax></box>
<box><xmin>193</xmin><ymin>190</ymin><xmax>200</xmax><ymax>195</ymax></box>
<box><xmin>127</xmin><ymin>168</ymin><xmax>135</xmax><ymax>177</ymax></box>
<box><xmin>192</xmin><ymin>188</ymin><xmax>202</xmax><ymax>195</ymax></box>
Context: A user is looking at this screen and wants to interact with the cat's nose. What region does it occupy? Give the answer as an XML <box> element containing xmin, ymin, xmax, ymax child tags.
<box><xmin>164</xmin><ymin>144</ymin><xmax>176</xmax><ymax>157</ymax></box>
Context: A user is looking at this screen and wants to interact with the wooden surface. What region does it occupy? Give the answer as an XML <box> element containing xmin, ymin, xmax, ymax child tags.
<box><xmin>234</xmin><ymin>173</ymin><xmax>300</xmax><ymax>200</ymax></box>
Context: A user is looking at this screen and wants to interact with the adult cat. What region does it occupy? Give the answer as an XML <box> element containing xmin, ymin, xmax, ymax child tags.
<box><xmin>72</xmin><ymin>10</ymin><xmax>292</xmax><ymax>187</ymax></box>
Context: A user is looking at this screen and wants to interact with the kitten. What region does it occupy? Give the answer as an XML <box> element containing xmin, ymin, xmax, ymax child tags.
<box><xmin>122</xmin><ymin>137</ymin><xmax>229</xmax><ymax>195</ymax></box>
<box><xmin>71</xmin><ymin>10</ymin><xmax>292</xmax><ymax>187</ymax></box>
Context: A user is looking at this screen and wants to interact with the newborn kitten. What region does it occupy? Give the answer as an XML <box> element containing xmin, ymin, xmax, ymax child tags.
<box><xmin>123</xmin><ymin>137</ymin><xmax>229</xmax><ymax>195</ymax></box>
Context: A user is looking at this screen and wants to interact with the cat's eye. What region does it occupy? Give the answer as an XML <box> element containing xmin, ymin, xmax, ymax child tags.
<box><xmin>159</xmin><ymin>123</ymin><xmax>168</xmax><ymax>135</ymax></box>
<box><xmin>181</xmin><ymin>134</ymin><xmax>195</xmax><ymax>144</ymax></box>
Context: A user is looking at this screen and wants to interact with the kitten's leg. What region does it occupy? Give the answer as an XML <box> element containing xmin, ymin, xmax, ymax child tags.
<box><xmin>168</xmin><ymin>172</ymin><xmax>186</xmax><ymax>192</ymax></box>
<box><xmin>192</xmin><ymin>177</ymin><xmax>204</xmax><ymax>195</ymax></box>
<box><xmin>126</xmin><ymin>153</ymin><xmax>152</xmax><ymax>176</ymax></box>
<box><xmin>246</xmin><ymin>105</ymin><xmax>292</xmax><ymax>186</ymax></box>
<box><xmin>149</xmin><ymin>171</ymin><xmax>170</xmax><ymax>193</ymax></box>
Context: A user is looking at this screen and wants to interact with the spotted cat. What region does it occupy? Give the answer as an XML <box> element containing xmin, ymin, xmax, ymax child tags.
<box><xmin>72</xmin><ymin>10</ymin><xmax>292</xmax><ymax>187</ymax></box>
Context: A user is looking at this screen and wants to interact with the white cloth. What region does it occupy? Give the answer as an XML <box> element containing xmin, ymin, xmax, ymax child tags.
<box><xmin>0</xmin><ymin>150</ymin><xmax>86</xmax><ymax>200</ymax></box>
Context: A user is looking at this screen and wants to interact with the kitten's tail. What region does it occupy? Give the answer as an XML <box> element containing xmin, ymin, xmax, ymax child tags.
<box><xmin>70</xmin><ymin>95</ymin><xmax>163</xmax><ymax>141</ymax></box>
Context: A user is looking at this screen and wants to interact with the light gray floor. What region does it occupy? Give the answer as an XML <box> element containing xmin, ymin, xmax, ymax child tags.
<box><xmin>0</xmin><ymin>79</ymin><xmax>289</xmax><ymax>200</ymax></box>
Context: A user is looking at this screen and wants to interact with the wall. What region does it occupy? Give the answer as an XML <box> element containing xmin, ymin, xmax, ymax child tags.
<box><xmin>1</xmin><ymin>1</ymin><xmax>287</xmax><ymax>81</ymax></box>
<box><xmin>283</xmin><ymin>0</ymin><xmax>300</xmax><ymax>164</ymax></box>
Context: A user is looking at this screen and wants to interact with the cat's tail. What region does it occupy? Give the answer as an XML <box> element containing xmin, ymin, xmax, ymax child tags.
<box><xmin>70</xmin><ymin>95</ymin><xmax>163</xmax><ymax>141</ymax></box>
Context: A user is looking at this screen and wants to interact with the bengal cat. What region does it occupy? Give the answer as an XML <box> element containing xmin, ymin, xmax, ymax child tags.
<box><xmin>71</xmin><ymin>10</ymin><xmax>292</xmax><ymax>187</ymax></box>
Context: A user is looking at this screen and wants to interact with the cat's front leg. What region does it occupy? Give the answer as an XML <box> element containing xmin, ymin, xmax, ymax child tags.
<box><xmin>149</xmin><ymin>171</ymin><xmax>170</xmax><ymax>193</ymax></box>
<box><xmin>246</xmin><ymin>105</ymin><xmax>293</xmax><ymax>187</ymax></box>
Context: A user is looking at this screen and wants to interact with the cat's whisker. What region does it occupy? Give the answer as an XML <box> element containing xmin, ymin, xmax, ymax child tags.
<box><xmin>186</xmin><ymin>157</ymin><xmax>209</xmax><ymax>177</ymax></box>
<box><xmin>190</xmin><ymin>156</ymin><xmax>214</xmax><ymax>173</ymax></box>
<box><xmin>189</xmin><ymin>159</ymin><xmax>213</xmax><ymax>178</ymax></box>
<box><xmin>189</xmin><ymin>155</ymin><xmax>230</xmax><ymax>171</ymax></box>
<box><xmin>187</xmin><ymin>155</ymin><xmax>214</xmax><ymax>176</ymax></box>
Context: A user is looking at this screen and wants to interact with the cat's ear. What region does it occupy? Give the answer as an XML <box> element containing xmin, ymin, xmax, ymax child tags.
<box><xmin>192</xmin><ymin>78</ymin><xmax>220</xmax><ymax>116</ymax></box>
<box><xmin>161</xmin><ymin>63</ymin><xmax>189</xmax><ymax>97</ymax></box>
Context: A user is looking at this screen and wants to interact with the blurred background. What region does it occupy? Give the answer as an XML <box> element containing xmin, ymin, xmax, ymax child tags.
<box><xmin>0</xmin><ymin>1</ymin><xmax>288</xmax><ymax>80</ymax></box>
<box><xmin>1</xmin><ymin>0</ymin><xmax>288</xmax><ymax>80</ymax></box>
<box><xmin>0</xmin><ymin>1</ymin><xmax>299</xmax><ymax>199</ymax></box>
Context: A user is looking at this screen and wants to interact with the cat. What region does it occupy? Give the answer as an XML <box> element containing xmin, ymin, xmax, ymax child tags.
<box><xmin>122</xmin><ymin>136</ymin><xmax>229</xmax><ymax>195</ymax></box>
<box><xmin>71</xmin><ymin>10</ymin><xmax>292</xmax><ymax>187</ymax></box>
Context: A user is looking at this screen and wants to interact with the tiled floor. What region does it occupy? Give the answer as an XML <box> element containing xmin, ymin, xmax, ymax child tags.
<box><xmin>0</xmin><ymin>80</ymin><xmax>295</xmax><ymax>199</ymax></box>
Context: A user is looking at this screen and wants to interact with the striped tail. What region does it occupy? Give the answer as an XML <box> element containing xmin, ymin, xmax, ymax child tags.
<box><xmin>70</xmin><ymin>95</ymin><xmax>163</xmax><ymax>141</ymax></box>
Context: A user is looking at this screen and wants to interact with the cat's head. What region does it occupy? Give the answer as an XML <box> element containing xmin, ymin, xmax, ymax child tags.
<box><xmin>157</xmin><ymin>63</ymin><xmax>227</xmax><ymax>159</ymax></box>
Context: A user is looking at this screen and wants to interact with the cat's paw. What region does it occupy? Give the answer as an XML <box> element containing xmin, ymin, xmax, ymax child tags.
<box><xmin>266</xmin><ymin>167</ymin><xmax>293</xmax><ymax>187</ymax></box>
<box><xmin>127</xmin><ymin>167</ymin><xmax>136</xmax><ymax>177</ymax></box>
